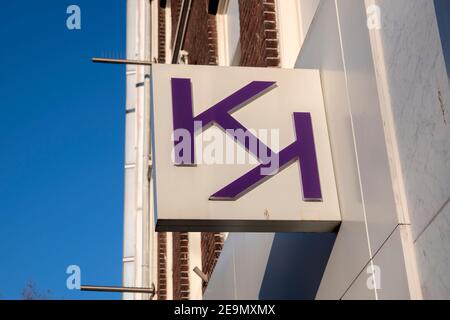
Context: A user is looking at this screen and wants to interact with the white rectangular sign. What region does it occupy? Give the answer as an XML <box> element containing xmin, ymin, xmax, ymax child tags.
<box><xmin>150</xmin><ymin>64</ymin><xmax>340</xmax><ymax>232</ymax></box>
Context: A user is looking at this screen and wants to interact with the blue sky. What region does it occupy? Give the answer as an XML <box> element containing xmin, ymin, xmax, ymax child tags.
<box><xmin>0</xmin><ymin>1</ymin><xmax>126</xmax><ymax>299</ymax></box>
<box><xmin>435</xmin><ymin>0</ymin><xmax>450</xmax><ymax>77</ymax></box>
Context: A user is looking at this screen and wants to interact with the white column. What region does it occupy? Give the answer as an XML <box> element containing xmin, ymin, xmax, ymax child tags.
<box><xmin>123</xmin><ymin>0</ymin><xmax>153</xmax><ymax>300</ymax></box>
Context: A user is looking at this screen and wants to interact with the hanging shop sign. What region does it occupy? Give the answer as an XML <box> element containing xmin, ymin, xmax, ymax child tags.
<box><xmin>150</xmin><ymin>64</ymin><xmax>340</xmax><ymax>232</ymax></box>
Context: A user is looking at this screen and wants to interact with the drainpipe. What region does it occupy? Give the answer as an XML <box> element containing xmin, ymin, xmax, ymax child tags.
<box><xmin>171</xmin><ymin>0</ymin><xmax>193</xmax><ymax>64</ymax></box>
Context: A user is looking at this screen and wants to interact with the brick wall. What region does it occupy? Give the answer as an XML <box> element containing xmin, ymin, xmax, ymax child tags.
<box><xmin>239</xmin><ymin>0</ymin><xmax>280</xmax><ymax>67</ymax></box>
<box><xmin>182</xmin><ymin>0</ymin><xmax>218</xmax><ymax>65</ymax></box>
<box><xmin>157</xmin><ymin>232</ymin><xmax>167</xmax><ymax>300</ymax></box>
<box><xmin>206</xmin><ymin>14</ymin><xmax>219</xmax><ymax>65</ymax></box>
<box><xmin>172</xmin><ymin>232</ymin><xmax>190</xmax><ymax>300</ymax></box>
<box><xmin>158</xmin><ymin>5</ymin><xmax>166</xmax><ymax>64</ymax></box>
<box><xmin>201</xmin><ymin>232</ymin><xmax>224</xmax><ymax>290</ymax></box>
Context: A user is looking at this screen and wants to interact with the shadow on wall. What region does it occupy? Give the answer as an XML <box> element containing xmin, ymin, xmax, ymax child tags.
<box><xmin>259</xmin><ymin>232</ymin><xmax>336</xmax><ymax>300</ymax></box>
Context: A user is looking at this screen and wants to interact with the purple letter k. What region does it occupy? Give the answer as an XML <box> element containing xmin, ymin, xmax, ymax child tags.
<box><xmin>210</xmin><ymin>113</ymin><xmax>322</xmax><ymax>201</ymax></box>
<box><xmin>170</xmin><ymin>79</ymin><xmax>322</xmax><ymax>202</ymax></box>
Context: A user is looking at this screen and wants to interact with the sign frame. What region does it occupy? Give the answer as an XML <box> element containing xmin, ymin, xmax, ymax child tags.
<box><xmin>150</xmin><ymin>64</ymin><xmax>341</xmax><ymax>232</ymax></box>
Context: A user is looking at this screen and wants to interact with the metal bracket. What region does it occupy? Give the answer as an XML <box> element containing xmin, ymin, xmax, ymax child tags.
<box><xmin>92</xmin><ymin>57</ymin><xmax>153</xmax><ymax>66</ymax></box>
<box><xmin>80</xmin><ymin>283</ymin><xmax>156</xmax><ymax>299</ymax></box>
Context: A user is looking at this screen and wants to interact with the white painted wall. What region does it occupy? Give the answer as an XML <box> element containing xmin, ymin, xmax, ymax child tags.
<box><xmin>297</xmin><ymin>0</ymin><xmax>378</xmax><ymax>298</ymax></box>
<box><xmin>368</xmin><ymin>0</ymin><xmax>450</xmax><ymax>299</ymax></box>
<box><xmin>207</xmin><ymin>0</ymin><xmax>450</xmax><ymax>300</ymax></box>
<box><xmin>123</xmin><ymin>0</ymin><xmax>154</xmax><ymax>300</ymax></box>
<box><xmin>276</xmin><ymin>0</ymin><xmax>320</xmax><ymax>68</ymax></box>
<box><xmin>298</xmin><ymin>0</ymin><xmax>422</xmax><ymax>300</ymax></box>
<box><xmin>204</xmin><ymin>233</ymin><xmax>275</xmax><ymax>299</ymax></box>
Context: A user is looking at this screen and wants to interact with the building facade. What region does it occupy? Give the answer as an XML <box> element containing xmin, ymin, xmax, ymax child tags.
<box><xmin>123</xmin><ymin>0</ymin><xmax>450</xmax><ymax>300</ymax></box>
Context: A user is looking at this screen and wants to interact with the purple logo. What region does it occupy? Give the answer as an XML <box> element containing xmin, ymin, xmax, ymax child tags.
<box><xmin>170</xmin><ymin>78</ymin><xmax>322</xmax><ymax>202</ymax></box>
